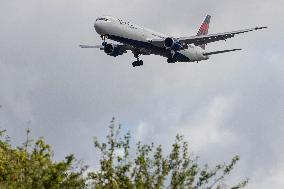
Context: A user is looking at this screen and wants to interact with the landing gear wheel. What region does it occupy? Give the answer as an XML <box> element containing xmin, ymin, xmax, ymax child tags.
<box><xmin>167</xmin><ymin>58</ymin><xmax>175</xmax><ymax>63</ymax></box>
<box><xmin>132</xmin><ymin>52</ymin><xmax>143</xmax><ymax>67</ymax></box>
<box><xmin>132</xmin><ymin>60</ymin><xmax>143</xmax><ymax>67</ymax></box>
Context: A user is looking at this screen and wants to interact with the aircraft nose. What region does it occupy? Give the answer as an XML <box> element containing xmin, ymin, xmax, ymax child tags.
<box><xmin>94</xmin><ymin>21</ymin><xmax>100</xmax><ymax>33</ymax></box>
<box><xmin>94</xmin><ymin>20</ymin><xmax>103</xmax><ymax>34</ymax></box>
<box><xmin>94</xmin><ymin>19</ymin><xmax>110</xmax><ymax>35</ymax></box>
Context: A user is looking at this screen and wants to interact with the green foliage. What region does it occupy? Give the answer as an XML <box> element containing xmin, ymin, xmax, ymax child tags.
<box><xmin>0</xmin><ymin>129</ymin><xmax>87</xmax><ymax>189</ymax></box>
<box><xmin>89</xmin><ymin>118</ymin><xmax>248</xmax><ymax>189</ymax></box>
<box><xmin>0</xmin><ymin>118</ymin><xmax>248</xmax><ymax>189</ymax></box>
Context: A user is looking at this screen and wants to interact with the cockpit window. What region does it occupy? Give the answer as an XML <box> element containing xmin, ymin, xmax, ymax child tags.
<box><xmin>96</xmin><ymin>18</ymin><xmax>109</xmax><ymax>22</ymax></box>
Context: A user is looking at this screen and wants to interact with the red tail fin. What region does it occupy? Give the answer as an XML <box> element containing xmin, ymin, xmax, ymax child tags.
<box><xmin>196</xmin><ymin>15</ymin><xmax>211</xmax><ymax>49</ymax></box>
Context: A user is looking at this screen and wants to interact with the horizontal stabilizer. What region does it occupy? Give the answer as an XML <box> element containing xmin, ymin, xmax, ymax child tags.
<box><xmin>203</xmin><ymin>48</ymin><xmax>242</xmax><ymax>56</ymax></box>
<box><xmin>79</xmin><ymin>45</ymin><xmax>104</xmax><ymax>49</ymax></box>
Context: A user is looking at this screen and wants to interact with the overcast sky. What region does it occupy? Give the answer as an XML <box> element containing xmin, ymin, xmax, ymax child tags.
<box><xmin>0</xmin><ymin>0</ymin><xmax>283</xmax><ymax>188</ymax></box>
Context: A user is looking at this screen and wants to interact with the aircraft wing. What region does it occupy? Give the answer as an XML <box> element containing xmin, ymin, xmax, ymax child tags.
<box><xmin>79</xmin><ymin>44</ymin><xmax>133</xmax><ymax>51</ymax></box>
<box><xmin>150</xmin><ymin>27</ymin><xmax>267</xmax><ymax>47</ymax></box>
<box><xmin>79</xmin><ymin>45</ymin><xmax>104</xmax><ymax>49</ymax></box>
<box><xmin>203</xmin><ymin>48</ymin><xmax>242</xmax><ymax>56</ymax></box>
<box><xmin>178</xmin><ymin>27</ymin><xmax>267</xmax><ymax>46</ymax></box>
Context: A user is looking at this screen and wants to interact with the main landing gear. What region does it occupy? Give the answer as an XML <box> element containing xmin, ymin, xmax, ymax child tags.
<box><xmin>132</xmin><ymin>60</ymin><xmax>143</xmax><ymax>67</ymax></box>
<box><xmin>132</xmin><ymin>53</ymin><xmax>143</xmax><ymax>67</ymax></box>
<box><xmin>167</xmin><ymin>57</ymin><xmax>175</xmax><ymax>63</ymax></box>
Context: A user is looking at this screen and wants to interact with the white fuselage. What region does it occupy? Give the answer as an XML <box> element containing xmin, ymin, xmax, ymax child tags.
<box><xmin>94</xmin><ymin>16</ymin><xmax>208</xmax><ymax>62</ymax></box>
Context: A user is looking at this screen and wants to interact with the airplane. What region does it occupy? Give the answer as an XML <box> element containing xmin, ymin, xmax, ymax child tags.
<box><xmin>80</xmin><ymin>15</ymin><xmax>266</xmax><ymax>67</ymax></box>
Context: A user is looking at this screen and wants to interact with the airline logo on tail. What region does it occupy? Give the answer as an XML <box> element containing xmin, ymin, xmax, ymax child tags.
<box><xmin>197</xmin><ymin>15</ymin><xmax>211</xmax><ymax>49</ymax></box>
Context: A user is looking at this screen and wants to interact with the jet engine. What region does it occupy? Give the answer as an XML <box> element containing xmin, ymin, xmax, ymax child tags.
<box><xmin>104</xmin><ymin>43</ymin><xmax>125</xmax><ymax>57</ymax></box>
<box><xmin>164</xmin><ymin>37</ymin><xmax>182</xmax><ymax>51</ymax></box>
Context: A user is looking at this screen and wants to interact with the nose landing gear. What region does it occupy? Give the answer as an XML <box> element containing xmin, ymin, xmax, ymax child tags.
<box><xmin>101</xmin><ymin>35</ymin><xmax>107</xmax><ymax>46</ymax></box>
<box><xmin>132</xmin><ymin>52</ymin><xmax>143</xmax><ymax>67</ymax></box>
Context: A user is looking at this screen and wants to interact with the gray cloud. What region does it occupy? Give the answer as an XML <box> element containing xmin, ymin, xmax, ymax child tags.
<box><xmin>0</xmin><ymin>0</ymin><xmax>283</xmax><ymax>188</ymax></box>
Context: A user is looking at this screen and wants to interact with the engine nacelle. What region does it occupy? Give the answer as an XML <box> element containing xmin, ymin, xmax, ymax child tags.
<box><xmin>164</xmin><ymin>37</ymin><xmax>182</xmax><ymax>51</ymax></box>
<box><xmin>104</xmin><ymin>43</ymin><xmax>124</xmax><ymax>57</ymax></box>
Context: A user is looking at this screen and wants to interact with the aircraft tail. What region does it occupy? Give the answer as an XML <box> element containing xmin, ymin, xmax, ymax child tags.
<box><xmin>196</xmin><ymin>15</ymin><xmax>211</xmax><ymax>49</ymax></box>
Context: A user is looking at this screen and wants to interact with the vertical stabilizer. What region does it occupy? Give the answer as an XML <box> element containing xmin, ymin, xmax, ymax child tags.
<box><xmin>196</xmin><ymin>15</ymin><xmax>211</xmax><ymax>49</ymax></box>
